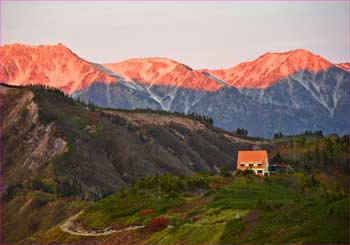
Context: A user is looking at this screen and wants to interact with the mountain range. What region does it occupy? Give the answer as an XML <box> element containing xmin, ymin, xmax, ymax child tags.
<box><xmin>1</xmin><ymin>43</ymin><xmax>349</xmax><ymax>137</ymax></box>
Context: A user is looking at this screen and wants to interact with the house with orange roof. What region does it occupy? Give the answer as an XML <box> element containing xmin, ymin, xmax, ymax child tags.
<box><xmin>236</xmin><ymin>150</ymin><xmax>269</xmax><ymax>175</ymax></box>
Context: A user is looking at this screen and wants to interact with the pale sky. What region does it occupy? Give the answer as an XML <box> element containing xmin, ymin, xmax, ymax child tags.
<box><xmin>1</xmin><ymin>1</ymin><xmax>349</xmax><ymax>69</ymax></box>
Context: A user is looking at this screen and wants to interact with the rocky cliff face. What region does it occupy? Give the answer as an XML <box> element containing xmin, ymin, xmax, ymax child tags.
<box><xmin>1</xmin><ymin>85</ymin><xmax>68</xmax><ymax>189</ymax></box>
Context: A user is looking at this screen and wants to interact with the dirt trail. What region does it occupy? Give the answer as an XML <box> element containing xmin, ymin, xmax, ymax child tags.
<box><xmin>60</xmin><ymin>211</ymin><xmax>145</xmax><ymax>236</ymax></box>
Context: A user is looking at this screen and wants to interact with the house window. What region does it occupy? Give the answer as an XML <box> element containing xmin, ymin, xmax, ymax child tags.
<box><xmin>249</xmin><ymin>164</ymin><xmax>254</xmax><ymax>167</ymax></box>
<box><xmin>240</xmin><ymin>164</ymin><xmax>245</xmax><ymax>167</ymax></box>
<box><xmin>257</xmin><ymin>170</ymin><xmax>263</xmax><ymax>174</ymax></box>
<box><xmin>258</xmin><ymin>164</ymin><xmax>262</xmax><ymax>167</ymax></box>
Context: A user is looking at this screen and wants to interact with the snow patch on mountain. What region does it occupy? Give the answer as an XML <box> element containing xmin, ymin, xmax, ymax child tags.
<box><xmin>201</xmin><ymin>72</ymin><xmax>228</xmax><ymax>86</ymax></box>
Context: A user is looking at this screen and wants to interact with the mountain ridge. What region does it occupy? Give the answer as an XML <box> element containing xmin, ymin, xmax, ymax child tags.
<box><xmin>1</xmin><ymin>43</ymin><xmax>349</xmax><ymax>137</ymax></box>
<box><xmin>200</xmin><ymin>49</ymin><xmax>345</xmax><ymax>89</ymax></box>
<box><xmin>1</xmin><ymin>43</ymin><xmax>348</xmax><ymax>92</ymax></box>
<box><xmin>103</xmin><ymin>57</ymin><xmax>223</xmax><ymax>91</ymax></box>
<box><xmin>0</xmin><ymin>43</ymin><xmax>116</xmax><ymax>93</ymax></box>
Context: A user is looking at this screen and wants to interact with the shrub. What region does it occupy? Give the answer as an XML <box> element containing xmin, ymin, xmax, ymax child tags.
<box><xmin>219</xmin><ymin>166</ymin><xmax>232</xmax><ymax>177</ymax></box>
<box><xmin>208</xmin><ymin>182</ymin><xmax>218</xmax><ymax>189</ymax></box>
<box><xmin>57</xmin><ymin>178</ymin><xmax>81</xmax><ymax>197</ymax></box>
<box><xmin>140</xmin><ymin>208</ymin><xmax>154</xmax><ymax>216</ymax></box>
<box><xmin>167</xmin><ymin>191</ymin><xmax>180</xmax><ymax>198</ymax></box>
<box><xmin>149</xmin><ymin>216</ymin><xmax>169</xmax><ymax>231</ymax></box>
<box><xmin>32</xmin><ymin>193</ymin><xmax>49</xmax><ymax>207</ymax></box>
<box><xmin>4</xmin><ymin>183</ymin><xmax>23</xmax><ymax>200</ymax></box>
<box><xmin>32</xmin><ymin>178</ymin><xmax>55</xmax><ymax>193</ymax></box>
<box><xmin>236</xmin><ymin>169</ymin><xmax>255</xmax><ymax>176</ymax></box>
<box><xmin>190</xmin><ymin>215</ymin><xmax>200</xmax><ymax>223</ymax></box>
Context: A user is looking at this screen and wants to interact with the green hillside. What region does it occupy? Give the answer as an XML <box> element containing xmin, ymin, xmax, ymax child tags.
<box><xmin>24</xmin><ymin>173</ymin><xmax>349</xmax><ymax>244</ymax></box>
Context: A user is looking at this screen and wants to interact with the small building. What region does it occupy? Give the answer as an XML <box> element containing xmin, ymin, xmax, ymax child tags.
<box><xmin>236</xmin><ymin>150</ymin><xmax>269</xmax><ymax>175</ymax></box>
<box><xmin>268</xmin><ymin>162</ymin><xmax>290</xmax><ymax>174</ymax></box>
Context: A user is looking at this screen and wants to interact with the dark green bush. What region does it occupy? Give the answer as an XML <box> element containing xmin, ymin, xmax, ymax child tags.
<box><xmin>32</xmin><ymin>193</ymin><xmax>49</xmax><ymax>207</ymax></box>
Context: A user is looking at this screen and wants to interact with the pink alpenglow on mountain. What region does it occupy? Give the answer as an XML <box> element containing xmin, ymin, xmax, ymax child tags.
<box><xmin>103</xmin><ymin>57</ymin><xmax>223</xmax><ymax>91</ymax></box>
<box><xmin>0</xmin><ymin>43</ymin><xmax>115</xmax><ymax>94</ymax></box>
<box><xmin>1</xmin><ymin>44</ymin><xmax>348</xmax><ymax>94</ymax></box>
<box><xmin>201</xmin><ymin>49</ymin><xmax>339</xmax><ymax>89</ymax></box>
<box><xmin>336</xmin><ymin>63</ymin><xmax>350</xmax><ymax>72</ymax></box>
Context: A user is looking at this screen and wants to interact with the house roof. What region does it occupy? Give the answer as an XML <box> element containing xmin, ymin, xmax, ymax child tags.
<box><xmin>237</xmin><ymin>150</ymin><xmax>268</xmax><ymax>169</ymax></box>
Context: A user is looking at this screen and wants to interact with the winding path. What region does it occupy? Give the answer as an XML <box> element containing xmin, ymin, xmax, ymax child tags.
<box><xmin>60</xmin><ymin>211</ymin><xmax>145</xmax><ymax>236</ymax></box>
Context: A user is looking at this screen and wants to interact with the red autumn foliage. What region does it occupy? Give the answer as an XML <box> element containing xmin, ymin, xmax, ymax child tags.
<box><xmin>140</xmin><ymin>208</ymin><xmax>154</xmax><ymax>216</ymax></box>
<box><xmin>208</xmin><ymin>182</ymin><xmax>218</xmax><ymax>189</ymax></box>
<box><xmin>149</xmin><ymin>216</ymin><xmax>169</xmax><ymax>231</ymax></box>
<box><xmin>190</xmin><ymin>215</ymin><xmax>200</xmax><ymax>223</ymax></box>
<box><xmin>63</xmin><ymin>196</ymin><xmax>75</xmax><ymax>201</ymax></box>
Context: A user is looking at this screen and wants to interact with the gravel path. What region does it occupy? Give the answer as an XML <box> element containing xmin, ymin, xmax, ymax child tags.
<box><xmin>60</xmin><ymin>211</ymin><xmax>145</xmax><ymax>236</ymax></box>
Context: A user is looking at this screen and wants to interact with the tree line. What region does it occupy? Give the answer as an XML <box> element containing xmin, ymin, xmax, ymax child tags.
<box><xmin>26</xmin><ymin>84</ymin><xmax>215</xmax><ymax>126</ymax></box>
<box><xmin>186</xmin><ymin>112</ymin><xmax>214</xmax><ymax>125</ymax></box>
<box><xmin>273</xmin><ymin>130</ymin><xmax>323</xmax><ymax>139</ymax></box>
<box><xmin>234</xmin><ymin>128</ymin><xmax>248</xmax><ymax>136</ymax></box>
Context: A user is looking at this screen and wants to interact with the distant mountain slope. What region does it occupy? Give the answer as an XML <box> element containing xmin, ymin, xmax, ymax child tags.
<box><xmin>0</xmin><ymin>43</ymin><xmax>116</xmax><ymax>93</ymax></box>
<box><xmin>239</xmin><ymin>67</ymin><xmax>350</xmax><ymax>118</ymax></box>
<box><xmin>200</xmin><ymin>49</ymin><xmax>350</xmax><ymax>123</ymax></box>
<box><xmin>200</xmin><ymin>49</ymin><xmax>344</xmax><ymax>88</ymax></box>
<box><xmin>1</xmin><ymin>43</ymin><xmax>349</xmax><ymax>137</ymax></box>
<box><xmin>76</xmin><ymin>51</ymin><xmax>350</xmax><ymax>137</ymax></box>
